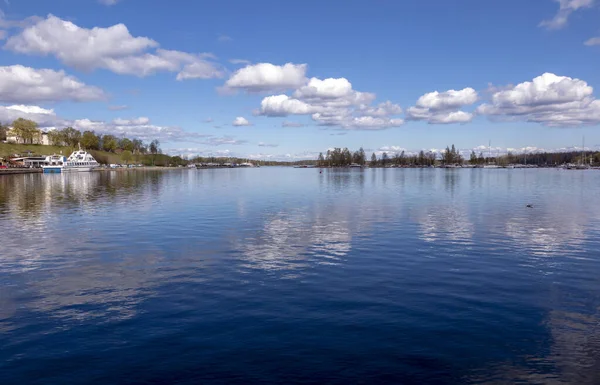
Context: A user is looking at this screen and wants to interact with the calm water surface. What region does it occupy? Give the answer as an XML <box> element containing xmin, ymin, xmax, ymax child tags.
<box><xmin>1</xmin><ymin>168</ymin><xmax>600</xmax><ymax>384</ymax></box>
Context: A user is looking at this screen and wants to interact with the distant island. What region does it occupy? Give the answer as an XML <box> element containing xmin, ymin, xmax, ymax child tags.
<box><xmin>316</xmin><ymin>146</ymin><xmax>599</xmax><ymax>168</ymax></box>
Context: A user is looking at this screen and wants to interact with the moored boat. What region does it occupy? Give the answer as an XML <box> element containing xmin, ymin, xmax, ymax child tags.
<box><xmin>41</xmin><ymin>150</ymin><xmax>99</xmax><ymax>173</ymax></box>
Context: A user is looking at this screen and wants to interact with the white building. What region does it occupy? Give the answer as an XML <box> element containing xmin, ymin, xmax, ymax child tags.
<box><xmin>6</xmin><ymin>129</ymin><xmax>50</xmax><ymax>145</ymax></box>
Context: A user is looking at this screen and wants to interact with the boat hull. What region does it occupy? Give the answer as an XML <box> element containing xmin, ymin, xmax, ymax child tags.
<box><xmin>42</xmin><ymin>167</ymin><xmax>63</xmax><ymax>174</ymax></box>
<box><xmin>63</xmin><ymin>167</ymin><xmax>96</xmax><ymax>172</ymax></box>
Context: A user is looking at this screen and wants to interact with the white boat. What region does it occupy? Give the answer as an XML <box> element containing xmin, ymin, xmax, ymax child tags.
<box><xmin>42</xmin><ymin>150</ymin><xmax>99</xmax><ymax>173</ymax></box>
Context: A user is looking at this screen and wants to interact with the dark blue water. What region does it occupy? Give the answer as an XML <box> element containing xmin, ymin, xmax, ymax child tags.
<box><xmin>1</xmin><ymin>168</ymin><xmax>600</xmax><ymax>384</ymax></box>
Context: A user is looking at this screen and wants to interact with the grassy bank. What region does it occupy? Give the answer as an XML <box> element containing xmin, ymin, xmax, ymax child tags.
<box><xmin>0</xmin><ymin>143</ymin><xmax>175</xmax><ymax>166</ymax></box>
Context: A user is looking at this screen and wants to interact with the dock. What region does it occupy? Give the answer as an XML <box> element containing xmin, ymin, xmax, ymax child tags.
<box><xmin>0</xmin><ymin>169</ymin><xmax>42</xmax><ymax>175</ymax></box>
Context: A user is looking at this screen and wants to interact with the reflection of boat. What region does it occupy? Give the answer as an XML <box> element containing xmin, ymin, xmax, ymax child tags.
<box><xmin>42</xmin><ymin>151</ymin><xmax>99</xmax><ymax>173</ymax></box>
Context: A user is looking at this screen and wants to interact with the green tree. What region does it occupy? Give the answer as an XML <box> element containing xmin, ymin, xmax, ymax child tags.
<box><xmin>381</xmin><ymin>152</ymin><xmax>389</xmax><ymax>166</ymax></box>
<box><xmin>470</xmin><ymin>150</ymin><xmax>477</xmax><ymax>165</ymax></box>
<box><xmin>358</xmin><ymin>147</ymin><xmax>366</xmax><ymax>165</ymax></box>
<box><xmin>317</xmin><ymin>152</ymin><xmax>325</xmax><ymax>167</ymax></box>
<box><xmin>12</xmin><ymin>118</ymin><xmax>40</xmax><ymax>144</ymax></box>
<box><xmin>418</xmin><ymin>150</ymin><xmax>425</xmax><ymax>166</ymax></box>
<box><xmin>62</xmin><ymin>127</ymin><xmax>81</xmax><ymax>147</ymax></box>
<box><xmin>119</xmin><ymin>138</ymin><xmax>134</xmax><ymax>152</ymax></box>
<box><xmin>47</xmin><ymin>130</ymin><xmax>65</xmax><ymax>146</ymax></box>
<box><xmin>149</xmin><ymin>139</ymin><xmax>160</xmax><ymax>166</ymax></box>
<box><xmin>0</xmin><ymin>123</ymin><xmax>7</xmax><ymax>141</ymax></box>
<box><xmin>149</xmin><ymin>139</ymin><xmax>160</xmax><ymax>155</ymax></box>
<box><xmin>102</xmin><ymin>135</ymin><xmax>118</xmax><ymax>152</ymax></box>
<box><xmin>81</xmin><ymin>131</ymin><xmax>100</xmax><ymax>150</ymax></box>
<box><xmin>132</xmin><ymin>139</ymin><xmax>144</xmax><ymax>153</ymax></box>
<box><xmin>121</xmin><ymin>150</ymin><xmax>133</xmax><ymax>165</ymax></box>
<box><xmin>478</xmin><ymin>152</ymin><xmax>485</xmax><ymax>165</ymax></box>
<box><xmin>371</xmin><ymin>152</ymin><xmax>377</xmax><ymax>166</ymax></box>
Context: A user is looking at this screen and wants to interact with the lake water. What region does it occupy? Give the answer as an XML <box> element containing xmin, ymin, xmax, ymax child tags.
<box><xmin>1</xmin><ymin>168</ymin><xmax>600</xmax><ymax>384</ymax></box>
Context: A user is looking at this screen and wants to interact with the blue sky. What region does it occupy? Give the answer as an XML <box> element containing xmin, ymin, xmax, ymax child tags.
<box><xmin>1</xmin><ymin>0</ymin><xmax>600</xmax><ymax>160</ymax></box>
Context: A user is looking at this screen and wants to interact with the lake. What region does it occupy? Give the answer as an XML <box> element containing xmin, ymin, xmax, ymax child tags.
<box><xmin>1</xmin><ymin>168</ymin><xmax>600</xmax><ymax>384</ymax></box>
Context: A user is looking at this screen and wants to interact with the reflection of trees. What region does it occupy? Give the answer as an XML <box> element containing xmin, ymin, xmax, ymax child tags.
<box><xmin>0</xmin><ymin>171</ymin><xmax>165</xmax><ymax>221</ymax></box>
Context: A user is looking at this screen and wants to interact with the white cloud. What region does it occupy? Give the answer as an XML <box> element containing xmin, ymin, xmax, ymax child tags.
<box><xmin>258</xmin><ymin>94</ymin><xmax>316</xmax><ymax>116</ymax></box>
<box><xmin>406</xmin><ymin>87</ymin><xmax>477</xmax><ymax>124</ymax></box>
<box><xmin>98</xmin><ymin>0</ymin><xmax>121</xmax><ymax>5</ymax></box>
<box><xmin>6</xmin><ymin>105</ymin><xmax>54</xmax><ymax>115</ymax></box>
<box><xmin>379</xmin><ymin>146</ymin><xmax>408</xmax><ymax>153</ymax></box>
<box><xmin>258</xmin><ymin>142</ymin><xmax>279</xmax><ymax>147</ymax></box>
<box><xmin>111</xmin><ymin>117</ymin><xmax>150</xmax><ymax>126</ymax></box>
<box><xmin>293</xmin><ymin>77</ymin><xmax>376</xmax><ymax>108</ymax></box>
<box><xmin>256</xmin><ymin>74</ymin><xmax>402</xmax><ymax>130</ymax></box>
<box><xmin>0</xmin><ymin>65</ymin><xmax>106</xmax><ymax>103</ymax></box>
<box><xmin>232</xmin><ymin>116</ymin><xmax>251</xmax><ymax>126</ymax></box>
<box><xmin>282</xmin><ymin>121</ymin><xmax>304</xmax><ymax>127</ymax></box>
<box><xmin>358</xmin><ymin>101</ymin><xmax>402</xmax><ymax>117</ymax></box>
<box><xmin>414</xmin><ymin>88</ymin><xmax>477</xmax><ymax>110</ymax></box>
<box><xmin>5</xmin><ymin>15</ymin><xmax>224</xmax><ymax>80</ymax></box>
<box><xmin>203</xmin><ymin>117</ymin><xmax>213</xmax><ymax>123</ymax></box>
<box><xmin>540</xmin><ymin>0</ymin><xmax>594</xmax><ymax>30</ymax></box>
<box><xmin>477</xmin><ymin>72</ymin><xmax>600</xmax><ymax>126</ymax></box>
<box><xmin>222</xmin><ymin>63</ymin><xmax>308</xmax><ymax>93</ymax></box>
<box><xmin>584</xmin><ymin>37</ymin><xmax>600</xmax><ymax>46</ymax></box>
<box><xmin>429</xmin><ymin>110</ymin><xmax>474</xmax><ymax>124</ymax></box>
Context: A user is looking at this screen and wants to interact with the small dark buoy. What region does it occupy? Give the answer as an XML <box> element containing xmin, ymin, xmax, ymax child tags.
<box><xmin>526</xmin><ymin>204</ymin><xmax>533</xmax><ymax>208</ymax></box>
<box><xmin>319</xmin><ymin>170</ymin><xmax>322</xmax><ymax>174</ymax></box>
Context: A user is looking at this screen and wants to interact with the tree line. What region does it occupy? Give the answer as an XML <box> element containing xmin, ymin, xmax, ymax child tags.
<box><xmin>1</xmin><ymin>118</ymin><xmax>167</xmax><ymax>165</ymax></box>
<box><xmin>317</xmin><ymin>147</ymin><xmax>367</xmax><ymax>167</ymax></box>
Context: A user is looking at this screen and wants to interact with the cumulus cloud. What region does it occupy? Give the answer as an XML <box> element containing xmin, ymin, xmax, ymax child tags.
<box><xmin>282</xmin><ymin>121</ymin><xmax>304</xmax><ymax>127</ymax></box>
<box><xmin>406</xmin><ymin>87</ymin><xmax>477</xmax><ymax>124</ymax></box>
<box><xmin>0</xmin><ymin>104</ymin><xmax>66</xmax><ymax>128</ymax></box>
<box><xmin>476</xmin><ymin>72</ymin><xmax>600</xmax><ymax>126</ymax></box>
<box><xmin>0</xmin><ymin>65</ymin><xmax>106</xmax><ymax>103</ymax></box>
<box><xmin>222</xmin><ymin>63</ymin><xmax>308</xmax><ymax>93</ymax></box>
<box><xmin>357</xmin><ymin>101</ymin><xmax>402</xmax><ymax>117</ymax></box>
<box><xmin>256</xmin><ymin>74</ymin><xmax>403</xmax><ymax>130</ymax></box>
<box><xmin>258</xmin><ymin>95</ymin><xmax>315</xmax><ymax>116</ymax></box>
<box><xmin>540</xmin><ymin>0</ymin><xmax>594</xmax><ymax>30</ymax></box>
<box><xmin>5</xmin><ymin>15</ymin><xmax>224</xmax><ymax>80</ymax></box>
<box><xmin>232</xmin><ymin>116</ymin><xmax>251</xmax><ymax>126</ymax></box>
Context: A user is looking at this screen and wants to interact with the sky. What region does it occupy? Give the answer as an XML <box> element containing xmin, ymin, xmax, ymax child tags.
<box><xmin>1</xmin><ymin>0</ymin><xmax>600</xmax><ymax>160</ymax></box>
